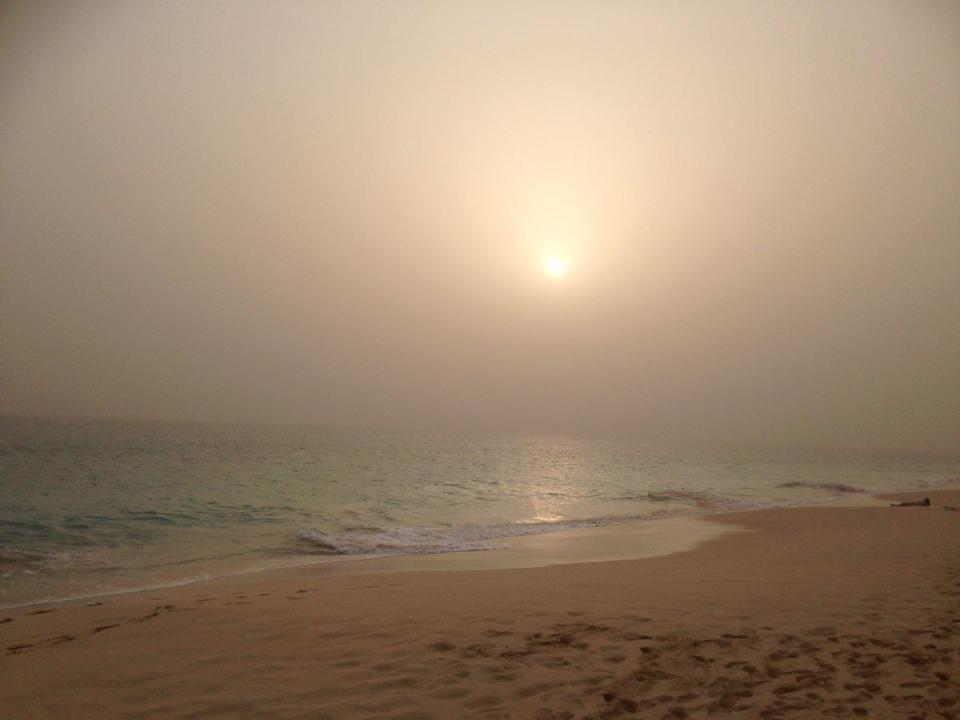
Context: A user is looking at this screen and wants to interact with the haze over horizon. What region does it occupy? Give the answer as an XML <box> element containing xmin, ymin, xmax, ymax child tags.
<box><xmin>2</xmin><ymin>1</ymin><xmax>959</xmax><ymax>452</ymax></box>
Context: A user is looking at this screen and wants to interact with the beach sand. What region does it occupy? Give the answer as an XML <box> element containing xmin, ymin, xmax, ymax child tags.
<box><xmin>2</xmin><ymin>489</ymin><xmax>959</xmax><ymax>719</ymax></box>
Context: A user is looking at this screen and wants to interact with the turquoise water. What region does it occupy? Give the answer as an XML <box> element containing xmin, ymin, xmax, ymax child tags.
<box><xmin>1</xmin><ymin>416</ymin><xmax>957</xmax><ymax>607</ymax></box>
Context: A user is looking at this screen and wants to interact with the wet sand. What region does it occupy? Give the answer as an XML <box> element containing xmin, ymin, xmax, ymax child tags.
<box><xmin>2</xmin><ymin>489</ymin><xmax>959</xmax><ymax>719</ymax></box>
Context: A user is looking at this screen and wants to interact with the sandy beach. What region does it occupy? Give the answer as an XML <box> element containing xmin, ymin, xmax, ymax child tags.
<box><xmin>2</xmin><ymin>489</ymin><xmax>959</xmax><ymax>719</ymax></box>
<box><xmin>5</xmin><ymin>3</ymin><xmax>958</xmax><ymax>717</ymax></box>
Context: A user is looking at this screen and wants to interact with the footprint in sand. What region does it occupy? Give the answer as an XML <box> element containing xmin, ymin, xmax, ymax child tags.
<box><xmin>0</xmin><ymin>618</ymin><xmax>12</xmax><ymax>624</ymax></box>
<box><xmin>463</xmin><ymin>693</ymin><xmax>503</xmax><ymax>710</ymax></box>
<box><xmin>500</xmin><ymin>648</ymin><xmax>532</xmax><ymax>659</ymax></box>
<box><xmin>28</xmin><ymin>609</ymin><xmax>56</xmax><ymax>615</ymax></box>
<box><xmin>7</xmin><ymin>643</ymin><xmax>33</xmax><ymax>655</ymax></box>
<box><xmin>133</xmin><ymin>604</ymin><xmax>177</xmax><ymax>622</ymax></box>
<box><xmin>429</xmin><ymin>641</ymin><xmax>457</xmax><ymax>652</ymax></box>
<box><xmin>772</xmin><ymin>683</ymin><xmax>802</xmax><ymax>695</ymax></box>
<box><xmin>429</xmin><ymin>687</ymin><xmax>471</xmax><ymax>700</ymax></box>
<box><xmin>460</xmin><ymin>643</ymin><xmax>496</xmax><ymax>658</ymax></box>
<box><xmin>94</xmin><ymin>624</ymin><xmax>120</xmax><ymax>633</ymax></box>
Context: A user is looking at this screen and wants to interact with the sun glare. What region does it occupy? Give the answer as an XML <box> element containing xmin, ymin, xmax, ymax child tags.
<box><xmin>545</xmin><ymin>257</ymin><xmax>568</xmax><ymax>278</ymax></box>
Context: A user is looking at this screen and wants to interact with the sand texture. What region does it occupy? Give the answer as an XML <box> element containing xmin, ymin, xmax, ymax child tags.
<box><xmin>2</xmin><ymin>490</ymin><xmax>959</xmax><ymax>719</ymax></box>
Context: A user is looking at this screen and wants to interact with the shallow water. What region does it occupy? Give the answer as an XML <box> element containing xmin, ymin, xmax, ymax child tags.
<box><xmin>1</xmin><ymin>416</ymin><xmax>957</xmax><ymax>606</ymax></box>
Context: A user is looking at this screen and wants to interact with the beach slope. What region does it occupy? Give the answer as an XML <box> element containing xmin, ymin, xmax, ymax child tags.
<box><xmin>2</xmin><ymin>490</ymin><xmax>959</xmax><ymax>719</ymax></box>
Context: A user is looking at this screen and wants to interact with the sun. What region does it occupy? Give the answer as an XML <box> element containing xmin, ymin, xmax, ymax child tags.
<box><xmin>544</xmin><ymin>257</ymin><xmax>568</xmax><ymax>278</ymax></box>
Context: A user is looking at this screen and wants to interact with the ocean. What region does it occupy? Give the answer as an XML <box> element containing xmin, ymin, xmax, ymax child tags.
<box><xmin>1</xmin><ymin>416</ymin><xmax>957</xmax><ymax>608</ymax></box>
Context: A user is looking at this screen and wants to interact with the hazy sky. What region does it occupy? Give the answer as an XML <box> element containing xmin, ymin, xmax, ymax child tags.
<box><xmin>2</xmin><ymin>1</ymin><xmax>958</xmax><ymax>451</ymax></box>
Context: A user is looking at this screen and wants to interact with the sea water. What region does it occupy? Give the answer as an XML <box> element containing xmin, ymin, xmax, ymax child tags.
<box><xmin>1</xmin><ymin>416</ymin><xmax>957</xmax><ymax>607</ymax></box>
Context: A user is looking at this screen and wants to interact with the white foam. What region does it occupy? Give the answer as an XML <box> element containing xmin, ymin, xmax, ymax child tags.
<box><xmin>292</xmin><ymin>519</ymin><xmax>612</xmax><ymax>558</ymax></box>
<box><xmin>646</xmin><ymin>489</ymin><xmax>753</xmax><ymax>509</ymax></box>
<box><xmin>0</xmin><ymin>546</ymin><xmax>97</xmax><ymax>575</ymax></box>
<box><xmin>777</xmin><ymin>481</ymin><xmax>867</xmax><ymax>493</ymax></box>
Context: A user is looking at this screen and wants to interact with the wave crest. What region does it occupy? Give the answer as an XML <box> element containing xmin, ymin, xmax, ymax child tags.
<box><xmin>0</xmin><ymin>546</ymin><xmax>95</xmax><ymax>576</ymax></box>
<box><xmin>291</xmin><ymin>518</ymin><xmax>616</xmax><ymax>558</ymax></box>
<box><xmin>293</xmin><ymin>526</ymin><xmax>506</xmax><ymax>556</ymax></box>
<box><xmin>778</xmin><ymin>481</ymin><xmax>866</xmax><ymax>494</ymax></box>
<box><xmin>646</xmin><ymin>489</ymin><xmax>747</xmax><ymax>510</ymax></box>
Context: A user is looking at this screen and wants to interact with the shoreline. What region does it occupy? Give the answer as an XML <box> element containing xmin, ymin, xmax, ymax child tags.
<box><xmin>0</xmin><ymin>486</ymin><xmax>943</xmax><ymax>612</ymax></box>
<box><xmin>3</xmin><ymin>488</ymin><xmax>960</xmax><ymax>718</ymax></box>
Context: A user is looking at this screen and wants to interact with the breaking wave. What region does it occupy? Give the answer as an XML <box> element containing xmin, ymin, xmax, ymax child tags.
<box><xmin>645</xmin><ymin>489</ymin><xmax>750</xmax><ymax>510</ymax></box>
<box><xmin>0</xmin><ymin>546</ymin><xmax>97</xmax><ymax>577</ymax></box>
<box><xmin>291</xmin><ymin>519</ymin><xmax>609</xmax><ymax>558</ymax></box>
<box><xmin>778</xmin><ymin>481</ymin><xmax>866</xmax><ymax>494</ymax></box>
